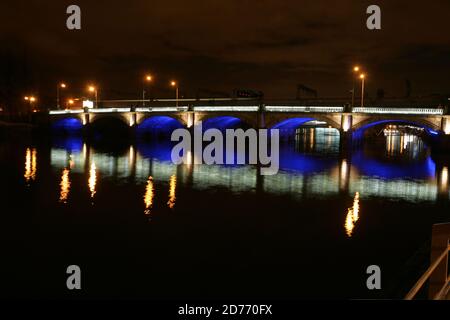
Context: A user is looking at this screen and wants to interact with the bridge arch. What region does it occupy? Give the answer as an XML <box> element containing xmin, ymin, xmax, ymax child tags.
<box><xmin>137</xmin><ymin>115</ymin><xmax>185</xmax><ymax>139</ymax></box>
<box><xmin>352</xmin><ymin>118</ymin><xmax>441</xmax><ymax>140</ymax></box>
<box><xmin>266</xmin><ymin>114</ymin><xmax>341</xmax><ymax>130</ymax></box>
<box><xmin>198</xmin><ymin>115</ymin><xmax>256</xmax><ymax>132</ymax></box>
<box><xmin>266</xmin><ymin>115</ymin><xmax>342</xmax><ymax>139</ymax></box>
<box><xmin>89</xmin><ymin>116</ymin><xmax>130</xmax><ymax>139</ymax></box>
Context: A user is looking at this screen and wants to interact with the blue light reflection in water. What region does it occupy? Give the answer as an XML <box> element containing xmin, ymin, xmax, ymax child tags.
<box><xmin>52</xmin><ymin>136</ymin><xmax>83</xmax><ymax>152</ymax></box>
<box><xmin>48</xmin><ymin>128</ymin><xmax>446</xmax><ymax>202</ymax></box>
<box><xmin>351</xmin><ymin>149</ymin><xmax>436</xmax><ymax>179</ymax></box>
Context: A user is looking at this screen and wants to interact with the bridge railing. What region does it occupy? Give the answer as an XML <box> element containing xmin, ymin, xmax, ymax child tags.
<box><xmin>353</xmin><ymin>107</ymin><xmax>444</xmax><ymax>115</ymax></box>
<box><xmin>405</xmin><ymin>223</ymin><xmax>450</xmax><ymax>300</ymax></box>
<box><xmin>264</xmin><ymin>106</ymin><xmax>344</xmax><ymax>113</ymax></box>
<box><xmin>193</xmin><ymin>106</ymin><xmax>260</xmax><ymax>112</ymax></box>
<box><xmin>48</xmin><ymin>105</ymin><xmax>445</xmax><ymax>115</ymax></box>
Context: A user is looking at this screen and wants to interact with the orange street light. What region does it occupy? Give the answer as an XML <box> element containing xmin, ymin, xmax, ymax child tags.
<box><xmin>360</xmin><ymin>74</ymin><xmax>366</xmax><ymax>108</ymax></box>
<box><xmin>143</xmin><ymin>75</ymin><xmax>153</xmax><ymax>106</ymax></box>
<box><xmin>351</xmin><ymin>66</ymin><xmax>362</xmax><ymax>109</ymax></box>
<box><xmin>88</xmin><ymin>85</ymin><xmax>98</xmax><ymax>107</ymax></box>
<box><xmin>170</xmin><ymin>81</ymin><xmax>179</xmax><ymax>107</ymax></box>
<box><xmin>57</xmin><ymin>82</ymin><xmax>67</xmax><ymax>109</ymax></box>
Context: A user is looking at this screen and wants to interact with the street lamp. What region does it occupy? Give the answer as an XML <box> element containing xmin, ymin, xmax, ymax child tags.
<box><xmin>351</xmin><ymin>66</ymin><xmax>360</xmax><ymax>109</ymax></box>
<box><xmin>170</xmin><ymin>81</ymin><xmax>178</xmax><ymax>107</ymax></box>
<box><xmin>24</xmin><ymin>96</ymin><xmax>37</xmax><ymax>119</ymax></box>
<box><xmin>57</xmin><ymin>83</ymin><xmax>67</xmax><ymax>110</ymax></box>
<box><xmin>360</xmin><ymin>74</ymin><xmax>366</xmax><ymax>108</ymax></box>
<box><xmin>88</xmin><ymin>86</ymin><xmax>98</xmax><ymax>108</ymax></box>
<box><xmin>67</xmin><ymin>99</ymin><xmax>75</xmax><ymax>108</ymax></box>
<box><xmin>143</xmin><ymin>75</ymin><xmax>153</xmax><ymax>107</ymax></box>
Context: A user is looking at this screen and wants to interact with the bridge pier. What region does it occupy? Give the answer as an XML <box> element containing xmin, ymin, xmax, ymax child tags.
<box><xmin>339</xmin><ymin>114</ymin><xmax>353</xmax><ymax>152</ymax></box>
<box><xmin>441</xmin><ymin>116</ymin><xmax>450</xmax><ymax>135</ymax></box>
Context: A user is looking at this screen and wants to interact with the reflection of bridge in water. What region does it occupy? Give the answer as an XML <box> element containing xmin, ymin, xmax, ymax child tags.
<box><xmin>49</xmin><ymin>142</ymin><xmax>450</xmax><ymax>203</ymax></box>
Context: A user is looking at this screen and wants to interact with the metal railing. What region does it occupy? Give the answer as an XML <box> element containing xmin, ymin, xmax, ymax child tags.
<box><xmin>49</xmin><ymin>106</ymin><xmax>445</xmax><ymax>115</ymax></box>
<box><xmin>264</xmin><ymin>106</ymin><xmax>344</xmax><ymax>113</ymax></box>
<box><xmin>353</xmin><ymin>107</ymin><xmax>444</xmax><ymax>115</ymax></box>
<box><xmin>405</xmin><ymin>223</ymin><xmax>450</xmax><ymax>300</ymax></box>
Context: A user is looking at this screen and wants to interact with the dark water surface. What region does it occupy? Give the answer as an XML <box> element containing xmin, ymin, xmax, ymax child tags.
<box><xmin>2</xmin><ymin>128</ymin><xmax>449</xmax><ymax>299</ymax></box>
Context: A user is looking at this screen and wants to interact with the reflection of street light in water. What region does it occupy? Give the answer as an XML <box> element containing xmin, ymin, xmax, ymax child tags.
<box><xmin>168</xmin><ymin>175</ymin><xmax>177</xmax><ymax>209</ymax></box>
<box><xmin>59</xmin><ymin>168</ymin><xmax>71</xmax><ymax>203</ymax></box>
<box><xmin>89</xmin><ymin>162</ymin><xmax>97</xmax><ymax>199</ymax></box>
<box><xmin>24</xmin><ymin>148</ymin><xmax>37</xmax><ymax>183</ymax></box>
<box><xmin>345</xmin><ymin>192</ymin><xmax>360</xmax><ymax>238</ymax></box>
<box><xmin>440</xmin><ymin>167</ymin><xmax>448</xmax><ymax>195</ymax></box>
<box><xmin>144</xmin><ymin>177</ymin><xmax>154</xmax><ymax>216</ymax></box>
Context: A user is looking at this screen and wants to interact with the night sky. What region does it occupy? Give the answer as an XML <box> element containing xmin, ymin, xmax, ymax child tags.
<box><xmin>1</xmin><ymin>0</ymin><xmax>450</xmax><ymax>109</ymax></box>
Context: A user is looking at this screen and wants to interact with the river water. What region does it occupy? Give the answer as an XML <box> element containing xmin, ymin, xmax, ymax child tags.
<box><xmin>2</xmin><ymin>128</ymin><xmax>449</xmax><ymax>299</ymax></box>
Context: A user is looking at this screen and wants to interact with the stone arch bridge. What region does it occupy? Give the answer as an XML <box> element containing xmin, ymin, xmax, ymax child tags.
<box><xmin>47</xmin><ymin>103</ymin><xmax>450</xmax><ymax>148</ymax></box>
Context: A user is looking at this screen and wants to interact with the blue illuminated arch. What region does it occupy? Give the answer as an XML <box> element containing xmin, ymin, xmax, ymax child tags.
<box><xmin>51</xmin><ymin>118</ymin><xmax>83</xmax><ymax>135</ymax></box>
<box><xmin>271</xmin><ymin>118</ymin><xmax>315</xmax><ymax>130</ymax></box>
<box><xmin>202</xmin><ymin>116</ymin><xmax>251</xmax><ymax>132</ymax></box>
<box><xmin>270</xmin><ymin>117</ymin><xmax>341</xmax><ymax>138</ymax></box>
<box><xmin>137</xmin><ymin>116</ymin><xmax>184</xmax><ymax>137</ymax></box>
<box><xmin>353</xmin><ymin>119</ymin><xmax>439</xmax><ymax>140</ymax></box>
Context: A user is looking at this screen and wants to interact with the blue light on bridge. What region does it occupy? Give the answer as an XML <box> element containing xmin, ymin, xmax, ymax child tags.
<box><xmin>271</xmin><ymin>118</ymin><xmax>315</xmax><ymax>130</ymax></box>
<box><xmin>51</xmin><ymin>118</ymin><xmax>83</xmax><ymax>135</ymax></box>
<box><xmin>270</xmin><ymin>117</ymin><xmax>316</xmax><ymax>138</ymax></box>
<box><xmin>202</xmin><ymin>116</ymin><xmax>250</xmax><ymax>132</ymax></box>
<box><xmin>352</xmin><ymin>119</ymin><xmax>439</xmax><ymax>140</ymax></box>
<box><xmin>137</xmin><ymin>116</ymin><xmax>184</xmax><ymax>137</ymax></box>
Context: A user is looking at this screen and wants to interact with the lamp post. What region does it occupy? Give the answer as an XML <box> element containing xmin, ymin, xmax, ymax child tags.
<box><xmin>351</xmin><ymin>66</ymin><xmax>359</xmax><ymax>109</ymax></box>
<box><xmin>24</xmin><ymin>96</ymin><xmax>37</xmax><ymax>122</ymax></box>
<box><xmin>360</xmin><ymin>74</ymin><xmax>366</xmax><ymax>108</ymax></box>
<box><xmin>143</xmin><ymin>75</ymin><xmax>152</xmax><ymax>107</ymax></box>
<box><xmin>170</xmin><ymin>81</ymin><xmax>178</xmax><ymax>107</ymax></box>
<box><xmin>88</xmin><ymin>86</ymin><xmax>98</xmax><ymax>108</ymax></box>
<box><xmin>57</xmin><ymin>83</ymin><xmax>67</xmax><ymax>110</ymax></box>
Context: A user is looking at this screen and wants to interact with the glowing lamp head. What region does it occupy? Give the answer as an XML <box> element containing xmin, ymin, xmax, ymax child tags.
<box><xmin>29</xmin><ymin>97</ymin><xmax>36</xmax><ymax>102</ymax></box>
<box><xmin>60</xmin><ymin>83</ymin><xmax>67</xmax><ymax>88</ymax></box>
<box><xmin>24</xmin><ymin>96</ymin><xmax>29</xmax><ymax>101</ymax></box>
<box><xmin>88</xmin><ymin>86</ymin><xmax>96</xmax><ymax>92</ymax></box>
<box><xmin>146</xmin><ymin>75</ymin><xmax>152</xmax><ymax>82</ymax></box>
<box><xmin>68</xmin><ymin>99</ymin><xmax>74</xmax><ymax>105</ymax></box>
<box><xmin>353</xmin><ymin>66</ymin><xmax>360</xmax><ymax>72</ymax></box>
<box><xmin>360</xmin><ymin>74</ymin><xmax>365</xmax><ymax>79</ymax></box>
<box><xmin>170</xmin><ymin>81</ymin><xmax>176</xmax><ymax>87</ymax></box>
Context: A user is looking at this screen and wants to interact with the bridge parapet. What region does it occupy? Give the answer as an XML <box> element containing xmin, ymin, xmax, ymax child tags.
<box><xmin>353</xmin><ymin>107</ymin><xmax>444</xmax><ymax>115</ymax></box>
